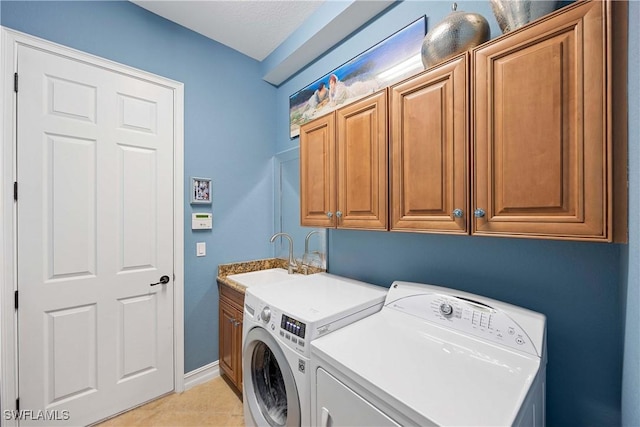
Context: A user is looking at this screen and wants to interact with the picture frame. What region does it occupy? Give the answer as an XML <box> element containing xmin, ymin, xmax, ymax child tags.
<box><xmin>191</xmin><ymin>177</ymin><xmax>212</xmax><ymax>204</ymax></box>
<box><xmin>289</xmin><ymin>16</ymin><xmax>427</xmax><ymax>139</ymax></box>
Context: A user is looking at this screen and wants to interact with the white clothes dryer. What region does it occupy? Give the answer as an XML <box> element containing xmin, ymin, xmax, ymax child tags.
<box><xmin>242</xmin><ymin>273</ymin><xmax>387</xmax><ymax>427</ymax></box>
<box><xmin>311</xmin><ymin>281</ymin><xmax>547</xmax><ymax>427</ymax></box>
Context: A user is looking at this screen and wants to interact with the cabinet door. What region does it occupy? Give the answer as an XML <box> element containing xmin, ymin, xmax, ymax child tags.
<box><xmin>336</xmin><ymin>90</ymin><xmax>388</xmax><ymax>230</ymax></box>
<box><xmin>473</xmin><ymin>1</ymin><xmax>608</xmax><ymax>240</ymax></box>
<box><xmin>300</xmin><ymin>114</ymin><xmax>336</xmax><ymax>227</ymax></box>
<box><xmin>219</xmin><ymin>298</ymin><xmax>238</xmax><ymax>386</ymax></box>
<box><xmin>233</xmin><ymin>313</ymin><xmax>243</xmax><ymax>392</ymax></box>
<box><xmin>390</xmin><ymin>54</ymin><xmax>468</xmax><ymax>233</ymax></box>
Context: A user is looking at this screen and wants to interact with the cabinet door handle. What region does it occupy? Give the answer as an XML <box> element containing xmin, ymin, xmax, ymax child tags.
<box><xmin>474</xmin><ymin>208</ymin><xmax>486</xmax><ymax>218</ymax></box>
<box><xmin>452</xmin><ymin>208</ymin><xmax>464</xmax><ymax>218</ymax></box>
<box><xmin>326</xmin><ymin>212</ymin><xmax>333</xmax><ymax>218</ymax></box>
<box><xmin>336</xmin><ymin>211</ymin><xmax>343</xmax><ymax>218</ymax></box>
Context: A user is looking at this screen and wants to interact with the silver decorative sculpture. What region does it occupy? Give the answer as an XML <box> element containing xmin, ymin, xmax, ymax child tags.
<box><xmin>421</xmin><ymin>3</ymin><xmax>491</xmax><ymax>69</ymax></box>
<box><xmin>490</xmin><ymin>0</ymin><xmax>559</xmax><ymax>33</ymax></box>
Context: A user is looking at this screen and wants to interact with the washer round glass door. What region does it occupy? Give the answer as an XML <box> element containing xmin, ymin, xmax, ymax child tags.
<box><xmin>243</xmin><ymin>327</ymin><xmax>300</xmax><ymax>426</ymax></box>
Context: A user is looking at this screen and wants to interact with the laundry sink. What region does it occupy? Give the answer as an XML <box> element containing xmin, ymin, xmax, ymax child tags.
<box><xmin>227</xmin><ymin>268</ymin><xmax>301</xmax><ymax>289</ymax></box>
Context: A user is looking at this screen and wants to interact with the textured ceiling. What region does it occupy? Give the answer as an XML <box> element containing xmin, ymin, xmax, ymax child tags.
<box><xmin>131</xmin><ymin>0</ymin><xmax>325</xmax><ymax>61</ymax></box>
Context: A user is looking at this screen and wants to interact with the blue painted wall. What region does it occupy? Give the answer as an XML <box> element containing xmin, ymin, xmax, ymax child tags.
<box><xmin>275</xmin><ymin>1</ymin><xmax>632</xmax><ymax>426</ymax></box>
<box><xmin>1</xmin><ymin>0</ymin><xmax>277</xmax><ymax>373</ymax></box>
<box><xmin>622</xmin><ymin>1</ymin><xmax>639</xmax><ymax>425</ymax></box>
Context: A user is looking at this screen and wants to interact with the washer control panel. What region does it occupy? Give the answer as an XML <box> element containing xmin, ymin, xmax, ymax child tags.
<box><xmin>389</xmin><ymin>293</ymin><xmax>538</xmax><ymax>356</ymax></box>
<box><xmin>253</xmin><ymin>302</ymin><xmax>307</xmax><ymax>355</ymax></box>
<box><xmin>278</xmin><ymin>313</ymin><xmax>307</xmax><ymax>354</ymax></box>
<box><xmin>281</xmin><ymin>314</ymin><xmax>306</xmax><ymax>339</ymax></box>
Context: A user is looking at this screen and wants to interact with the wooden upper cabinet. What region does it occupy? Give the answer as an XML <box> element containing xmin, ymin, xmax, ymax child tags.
<box><xmin>300</xmin><ymin>113</ymin><xmax>336</xmax><ymax>227</ymax></box>
<box><xmin>336</xmin><ymin>90</ymin><xmax>388</xmax><ymax>230</ymax></box>
<box><xmin>472</xmin><ymin>0</ymin><xmax>626</xmax><ymax>241</ymax></box>
<box><xmin>390</xmin><ymin>54</ymin><xmax>468</xmax><ymax>234</ymax></box>
<box><xmin>300</xmin><ymin>0</ymin><xmax>627</xmax><ymax>241</ymax></box>
<box><xmin>300</xmin><ymin>90</ymin><xmax>388</xmax><ymax>230</ymax></box>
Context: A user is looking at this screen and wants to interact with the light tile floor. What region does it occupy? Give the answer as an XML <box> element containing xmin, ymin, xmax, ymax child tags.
<box><xmin>96</xmin><ymin>377</ymin><xmax>244</xmax><ymax>426</ymax></box>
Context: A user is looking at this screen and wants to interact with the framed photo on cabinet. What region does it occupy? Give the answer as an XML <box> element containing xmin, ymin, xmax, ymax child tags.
<box><xmin>191</xmin><ymin>177</ymin><xmax>212</xmax><ymax>204</ymax></box>
<box><xmin>288</xmin><ymin>16</ymin><xmax>426</xmax><ymax>139</ymax></box>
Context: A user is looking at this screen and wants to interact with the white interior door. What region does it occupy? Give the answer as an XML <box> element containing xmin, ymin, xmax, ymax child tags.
<box><xmin>16</xmin><ymin>44</ymin><xmax>175</xmax><ymax>426</ymax></box>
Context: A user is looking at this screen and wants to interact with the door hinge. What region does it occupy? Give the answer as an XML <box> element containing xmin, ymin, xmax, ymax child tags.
<box><xmin>14</xmin><ymin>182</ymin><xmax>18</xmax><ymax>201</ymax></box>
<box><xmin>14</xmin><ymin>290</ymin><xmax>18</xmax><ymax>310</ymax></box>
<box><xmin>14</xmin><ymin>73</ymin><xmax>18</xmax><ymax>93</ymax></box>
<box><xmin>16</xmin><ymin>397</ymin><xmax>20</xmax><ymax>411</ymax></box>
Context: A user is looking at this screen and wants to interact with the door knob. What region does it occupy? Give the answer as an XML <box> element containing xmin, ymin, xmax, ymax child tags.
<box><xmin>150</xmin><ymin>275</ymin><xmax>170</xmax><ymax>286</ymax></box>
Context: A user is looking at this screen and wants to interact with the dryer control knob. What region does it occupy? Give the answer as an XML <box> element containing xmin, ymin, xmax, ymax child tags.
<box><xmin>261</xmin><ymin>307</ymin><xmax>271</xmax><ymax>323</ymax></box>
<box><xmin>440</xmin><ymin>303</ymin><xmax>454</xmax><ymax>317</ymax></box>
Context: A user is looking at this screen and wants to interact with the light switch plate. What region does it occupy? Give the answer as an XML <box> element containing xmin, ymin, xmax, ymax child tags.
<box><xmin>196</xmin><ymin>242</ymin><xmax>206</xmax><ymax>257</ymax></box>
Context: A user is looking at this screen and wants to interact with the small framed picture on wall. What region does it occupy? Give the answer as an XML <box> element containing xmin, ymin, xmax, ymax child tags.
<box><xmin>191</xmin><ymin>177</ymin><xmax>212</xmax><ymax>204</ymax></box>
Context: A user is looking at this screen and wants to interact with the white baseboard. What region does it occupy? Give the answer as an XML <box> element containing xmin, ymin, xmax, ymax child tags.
<box><xmin>184</xmin><ymin>360</ymin><xmax>220</xmax><ymax>391</ymax></box>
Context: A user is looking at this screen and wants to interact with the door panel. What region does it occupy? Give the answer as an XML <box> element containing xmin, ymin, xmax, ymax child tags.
<box><xmin>117</xmin><ymin>294</ymin><xmax>158</xmax><ymax>381</ymax></box>
<box><xmin>233</xmin><ymin>316</ymin><xmax>243</xmax><ymax>390</ymax></box>
<box><xmin>119</xmin><ymin>145</ymin><xmax>158</xmax><ymax>270</ymax></box>
<box><xmin>46</xmin><ymin>304</ymin><xmax>98</xmax><ymax>404</ymax></box>
<box><xmin>118</xmin><ymin>93</ymin><xmax>158</xmax><ymax>133</ymax></box>
<box><xmin>219</xmin><ymin>299</ymin><xmax>236</xmax><ymax>380</ymax></box>
<box><xmin>46</xmin><ymin>134</ymin><xmax>97</xmax><ymax>278</ymax></box>
<box><xmin>47</xmin><ymin>75</ymin><xmax>97</xmax><ymax>123</ymax></box>
<box><xmin>493</xmin><ymin>37</ymin><xmax>570</xmax><ymax>214</ymax></box>
<box><xmin>17</xmin><ymin>44</ymin><xmax>174</xmax><ymax>425</ymax></box>
<box><xmin>300</xmin><ymin>114</ymin><xmax>336</xmax><ymax>227</ymax></box>
<box><xmin>473</xmin><ymin>1</ymin><xmax>606</xmax><ymax>239</ymax></box>
<box><xmin>390</xmin><ymin>55</ymin><xmax>468</xmax><ymax>233</ymax></box>
<box><xmin>336</xmin><ymin>91</ymin><xmax>388</xmax><ymax>230</ymax></box>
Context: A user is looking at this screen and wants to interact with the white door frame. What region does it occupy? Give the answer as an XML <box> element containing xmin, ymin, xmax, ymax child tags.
<box><xmin>0</xmin><ymin>27</ymin><xmax>185</xmax><ymax>423</ymax></box>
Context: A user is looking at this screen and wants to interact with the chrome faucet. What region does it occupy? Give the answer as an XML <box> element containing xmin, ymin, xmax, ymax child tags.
<box><xmin>304</xmin><ymin>230</ymin><xmax>322</xmax><ymax>258</ymax></box>
<box><xmin>270</xmin><ymin>232</ymin><xmax>297</xmax><ymax>274</ymax></box>
<box><xmin>302</xmin><ymin>230</ymin><xmax>324</xmax><ymax>274</ymax></box>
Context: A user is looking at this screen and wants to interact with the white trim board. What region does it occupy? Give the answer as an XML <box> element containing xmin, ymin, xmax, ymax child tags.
<box><xmin>184</xmin><ymin>361</ymin><xmax>221</xmax><ymax>391</ymax></box>
<box><xmin>0</xmin><ymin>26</ymin><xmax>185</xmax><ymax>421</ymax></box>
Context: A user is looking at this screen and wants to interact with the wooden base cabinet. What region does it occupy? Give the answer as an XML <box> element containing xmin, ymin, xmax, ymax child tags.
<box><xmin>390</xmin><ymin>54</ymin><xmax>469</xmax><ymax>234</ymax></box>
<box><xmin>472</xmin><ymin>0</ymin><xmax>627</xmax><ymax>242</ymax></box>
<box><xmin>218</xmin><ymin>282</ymin><xmax>244</xmax><ymax>393</ymax></box>
<box><xmin>300</xmin><ymin>90</ymin><xmax>388</xmax><ymax>230</ymax></box>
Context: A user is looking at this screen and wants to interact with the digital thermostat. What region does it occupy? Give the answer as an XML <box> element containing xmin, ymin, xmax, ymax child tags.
<box><xmin>192</xmin><ymin>213</ymin><xmax>213</xmax><ymax>230</ymax></box>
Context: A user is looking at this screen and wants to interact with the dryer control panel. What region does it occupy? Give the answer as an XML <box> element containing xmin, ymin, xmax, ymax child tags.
<box><xmin>388</xmin><ymin>292</ymin><xmax>539</xmax><ymax>356</ymax></box>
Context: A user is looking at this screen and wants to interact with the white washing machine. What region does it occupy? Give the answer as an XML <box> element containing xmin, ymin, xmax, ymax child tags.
<box><xmin>311</xmin><ymin>281</ymin><xmax>547</xmax><ymax>426</ymax></box>
<box><xmin>242</xmin><ymin>272</ymin><xmax>387</xmax><ymax>427</ymax></box>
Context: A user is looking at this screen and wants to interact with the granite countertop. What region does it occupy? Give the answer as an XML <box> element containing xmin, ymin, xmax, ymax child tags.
<box><xmin>217</xmin><ymin>258</ymin><xmax>324</xmax><ymax>293</ymax></box>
